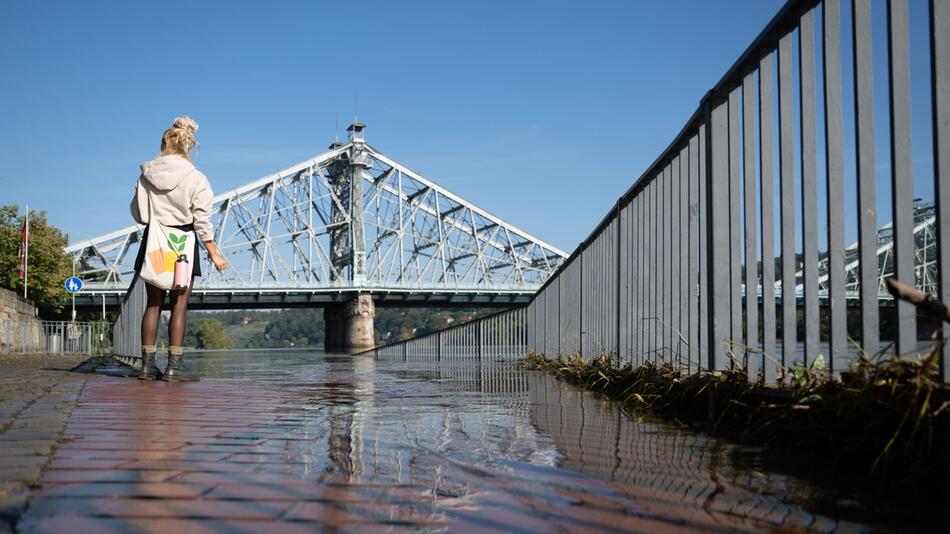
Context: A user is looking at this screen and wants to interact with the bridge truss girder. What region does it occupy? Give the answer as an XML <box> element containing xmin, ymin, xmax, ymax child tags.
<box><xmin>67</xmin><ymin>126</ymin><xmax>568</xmax><ymax>299</ymax></box>
<box><xmin>784</xmin><ymin>202</ymin><xmax>938</xmax><ymax>302</ymax></box>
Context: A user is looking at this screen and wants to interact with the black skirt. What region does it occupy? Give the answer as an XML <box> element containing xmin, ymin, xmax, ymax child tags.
<box><xmin>134</xmin><ymin>223</ymin><xmax>202</xmax><ymax>278</ymax></box>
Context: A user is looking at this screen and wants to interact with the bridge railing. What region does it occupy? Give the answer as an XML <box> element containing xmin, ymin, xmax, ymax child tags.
<box><xmin>356</xmin><ymin>307</ymin><xmax>527</xmax><ymax>362</ymax></box>
<box><xmin>528</xmin><ymin>0</ymin><xmax>950</xmax><ymax>383</ymax></box>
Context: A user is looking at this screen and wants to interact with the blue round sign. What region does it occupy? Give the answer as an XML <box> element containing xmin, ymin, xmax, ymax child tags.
<box><xmin>64</xmin><ymin>277</ymin><xmax>83</xmax><ymax>294</ymax></box>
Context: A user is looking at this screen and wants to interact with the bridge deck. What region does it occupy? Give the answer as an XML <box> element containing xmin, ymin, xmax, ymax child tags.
<box><xmin>72</xmin><ymin>287</ymin><xmax>534</xmax><ymax>310</ymax></box>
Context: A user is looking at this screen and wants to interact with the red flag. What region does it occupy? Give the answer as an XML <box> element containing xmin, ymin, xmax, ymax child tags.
<box><xmin>18</xmin><ymin>219</ymin><xmax>27</xmax><ymax>279</ymax></box>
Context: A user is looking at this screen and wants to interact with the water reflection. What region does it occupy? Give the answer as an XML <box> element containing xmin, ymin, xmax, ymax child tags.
<box><xmin>178</xmin><ymin>349</ymin><xmax>920</xmax><ymax>532</ymax></box>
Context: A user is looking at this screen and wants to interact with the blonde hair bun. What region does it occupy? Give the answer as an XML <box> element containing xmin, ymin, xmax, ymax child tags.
<box><xmin>172</xmin><ymin>115</ymin><xmax>199</xmax><ymax>134</ymax></box>
<box><xmin>161</xmin><ymin>115</ymin><xmax>199</xmax><ymax>157</ymax></box>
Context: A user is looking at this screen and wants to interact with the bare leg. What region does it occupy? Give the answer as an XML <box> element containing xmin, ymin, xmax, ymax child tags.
<box><xmin>141</xmin><ymin>281</ymin><xmax>165</xmax><ymax>346</ymax></box>
<box><xmin>168</xmin><ymin>280</ymin><xmax>194</xmax><ymax>347</ymax></box>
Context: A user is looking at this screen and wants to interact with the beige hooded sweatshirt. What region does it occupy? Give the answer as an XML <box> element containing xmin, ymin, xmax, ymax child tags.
<box><xmin>130</xmin><ymin>154</ymin><xmax>215</xmax><ymax>242</ymax></box>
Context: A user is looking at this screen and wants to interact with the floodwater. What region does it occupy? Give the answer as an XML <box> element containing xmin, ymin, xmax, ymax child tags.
<box><xmin>171</xmin><ymin>349</ymin><xmax>938</xmax><ymax>532</ymax></box>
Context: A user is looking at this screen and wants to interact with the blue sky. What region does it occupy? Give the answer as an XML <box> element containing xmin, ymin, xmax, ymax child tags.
<box><xmin>0</xmin><ymin>0</ymin><xmax>787</xmax><ymax>252</ymax></box>
<box><xmin>3</xmin><ymin>0</ymin><xmax>935</xmax><ymax>258</ymax></box>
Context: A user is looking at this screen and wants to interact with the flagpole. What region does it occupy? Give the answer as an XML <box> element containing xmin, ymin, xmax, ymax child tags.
<box><xmin>23</xmin><ymin>205</ymin><xmax>28</xmax><ymax>300</ymax></box>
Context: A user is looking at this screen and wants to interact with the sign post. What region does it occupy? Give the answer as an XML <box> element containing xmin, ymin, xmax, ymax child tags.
<box><xmin>71</xmin><ymin>259</ymin><xmax>76</xmax><ymax>321</ymax></box>
<box><xmin>65</xmin><ymin>276</ymin><xmax>83</xmax><ymax>323</ymax></box>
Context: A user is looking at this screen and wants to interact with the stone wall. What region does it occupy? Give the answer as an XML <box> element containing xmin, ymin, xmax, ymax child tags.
<box><xmin>0</xmin><ymin>287</ymin><xmax>43</xmax><ymax>353</ymax></box>
<box><xmin>0</xmin><ymin>287</ymin><xmax>37</xmax><ymax>317</ymax></box>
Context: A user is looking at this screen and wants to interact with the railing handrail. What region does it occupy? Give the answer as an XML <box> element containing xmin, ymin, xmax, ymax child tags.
<box><xmin>1</xmin><ymin>318</ymin><xmax>106</xmax><ymax>326</ymax></box>
<box><xmin>36</xmin><ymin>320</ymin><xmax>107</xmax><ymax>325</ymax></box>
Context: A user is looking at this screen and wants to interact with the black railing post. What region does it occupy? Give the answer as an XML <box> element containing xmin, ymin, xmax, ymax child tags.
<box><xmin>703</xmin><ymin>98</ymin><xmax>716</xmax><ymax>374</ymax></box>
<box><xmin>615</xmin><ymin>200</ymin><xmax>623</xmax><ymax>366</ymax></box>
<box><xmin>933</xmin><ymin>0</ymin><xmax>950</xmax><ymax>381</ymax></box>
<box><xmin>579</xmin><ymin>247</ymin><xmax>584</xmax><ymax>359</ymax></box>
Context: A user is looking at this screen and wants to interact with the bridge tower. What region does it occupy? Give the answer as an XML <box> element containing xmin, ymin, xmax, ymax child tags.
<box><xmin>324</xmin><ymin>122</ymin><xmax>375</xmax><ymax>351</ymax></box>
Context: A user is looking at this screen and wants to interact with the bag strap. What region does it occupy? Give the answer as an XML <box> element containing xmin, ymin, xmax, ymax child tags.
<box><xmin>144</xmin><ymin>184</ymin><xmax>190</xmax><ymax>261</ymax></box>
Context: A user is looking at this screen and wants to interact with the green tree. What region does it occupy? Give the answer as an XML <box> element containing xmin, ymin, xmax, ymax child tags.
<box><xmin>193</xmin><ymin>318</ymin><xmax>231</xmax><ymax>349</ymax></box>
<box><xmin>0</xmin><ymin>205</ymin><xmax>72</xmax><ymax>315</ymax></box>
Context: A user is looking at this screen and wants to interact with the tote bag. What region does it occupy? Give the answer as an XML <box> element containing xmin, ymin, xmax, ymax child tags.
<box><xmin>138</xmin><ymin>189</ymin><xmax>196</xmax><ymax>290</ymax></box>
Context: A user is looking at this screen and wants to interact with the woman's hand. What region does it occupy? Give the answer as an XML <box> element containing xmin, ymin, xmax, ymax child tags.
<box><xmin>203</xmin><ymin>240</ymin><xmax>229</xmax><ymax>272</ymax></box>
<box><xmin>210</xmin><ymin>252</ymin><xmax>229</xmax><ymax>272</ymax></box>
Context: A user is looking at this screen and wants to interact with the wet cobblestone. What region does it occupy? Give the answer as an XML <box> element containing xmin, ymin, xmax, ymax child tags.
<box><xmin>0</xmin><ymin>351</ymin><xmax>936</xmax><ymax>532</ymax></box>
<box><xmin>0</xmin><ymin>353</ymin><xmax>88</xmax><ymax>531</ymax></box>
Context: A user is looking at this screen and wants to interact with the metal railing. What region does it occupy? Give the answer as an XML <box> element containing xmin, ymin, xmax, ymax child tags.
<box><xmin>40</xmin><ymin>321</ymin><xmax>110</xmax><ymax>355</ymax></box>
<box><xmin>528</xmin><ymin>0</ymin><xmax>950</xmax><ymax>383</ymax></box>
<box><xmin>356</xmin><ymin>307</ymin><xmax>528</xmax><ymax>362</ymax></box>
<box><xmin>112</xmin><ymin>275</ymin><xmax>147</xmax><ymax>358</ymax></box>
<box><xmin>0</xmin><ymin>318</ymin><xmax>109</xmax><ymax>355</ymax></box>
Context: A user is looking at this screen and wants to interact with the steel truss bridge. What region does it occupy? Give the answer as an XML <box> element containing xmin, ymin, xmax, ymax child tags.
<box><xmin>790</xmin><ymin>201</ymin><xmax>938</xmax><ymax>302</ymax></box>
<box><xmin>66</xmin><ymin>123</ymin><xmax>568</xmax><ymax>309</ymax></box>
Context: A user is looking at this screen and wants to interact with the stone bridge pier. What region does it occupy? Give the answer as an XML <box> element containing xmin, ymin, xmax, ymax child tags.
<box><xmin>324</xmin><ymin>294</ymin><xmax>375</xmax><ymax>352</ymax></box>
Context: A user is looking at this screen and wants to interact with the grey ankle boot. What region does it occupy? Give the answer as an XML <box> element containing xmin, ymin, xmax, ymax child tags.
<box><xmin>162</xmin><ymin>347</ymin><xmax>199</xmax><ymax>382</ymax></box>
<box><xmin>137</xmin><ymin>345</ymin><xmax>162</xmax><ymax>380</ymax></box>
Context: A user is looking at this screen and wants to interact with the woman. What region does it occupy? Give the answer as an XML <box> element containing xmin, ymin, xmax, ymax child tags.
<box><xmin>130</xmin><ymin>116</ymin><xmax>228</xmax><ymax>381</ymax></box>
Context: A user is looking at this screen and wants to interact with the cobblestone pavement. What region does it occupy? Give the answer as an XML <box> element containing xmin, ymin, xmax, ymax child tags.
<box><xmin>0</xmin><ymin>351</ymin><xmax>921</xmax><ymax>532</ymax></box>
<box><xmin>0</xmin><ymin>353</ymin><xmax>89</xmax><ymax>531</ymax></box>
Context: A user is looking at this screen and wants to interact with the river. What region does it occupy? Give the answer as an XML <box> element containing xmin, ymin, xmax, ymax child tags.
<box><xmin>159</xmin><ymin>348</ymin><xmax>943</xmax><ymax>532</ymax></box>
